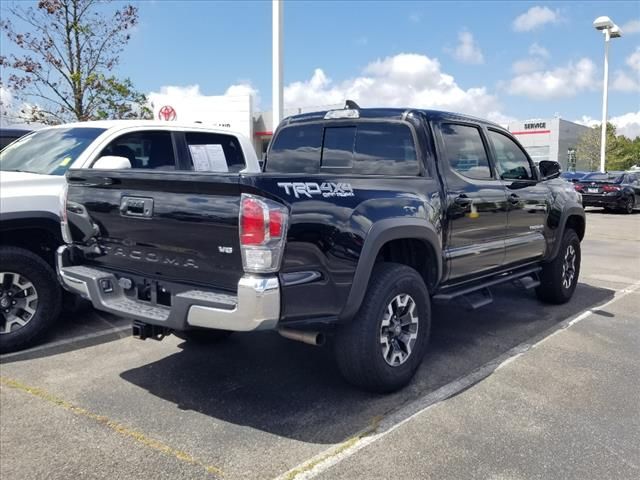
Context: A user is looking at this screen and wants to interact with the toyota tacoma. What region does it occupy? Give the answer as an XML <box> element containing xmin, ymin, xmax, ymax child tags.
<box><xmin>57</xmin><ymin>105</ymin><xmax>585</xmax><ymax>392</ymax></box>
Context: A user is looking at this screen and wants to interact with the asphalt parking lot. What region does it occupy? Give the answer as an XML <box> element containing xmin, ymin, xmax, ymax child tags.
<box><xmin>1</xmin><ymin>209</ymin><xmax>638</xmax><ymax>480</ymax></box>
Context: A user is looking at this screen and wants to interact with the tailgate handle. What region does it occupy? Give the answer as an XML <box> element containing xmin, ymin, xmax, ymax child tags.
<box><xmin>120</xmin><ymin>196</ymin><xmax>153</xmax><ymax>218</ymax></box>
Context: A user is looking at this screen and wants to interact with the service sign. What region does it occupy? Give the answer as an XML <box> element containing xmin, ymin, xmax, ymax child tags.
<box><xmin>524</xmin><ymin>122</ymin><xmax>547</xmax><ymax>130</ymax></box>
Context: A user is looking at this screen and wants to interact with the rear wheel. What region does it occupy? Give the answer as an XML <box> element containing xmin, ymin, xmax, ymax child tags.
<box><xmin>536</xmin><ymin>229</ymin><xmax>581</xmax><ymax>304</ymax></box>
<box><xmin>621</xmin><ymin>197</ymin><xmax>634</xmax><ymax>214</ymax></box>
<box><xmin>0</xmin><ymin>247</ymin><xmax>62</xmax><ymax>353</ymax></box>
<box><xmin>173</xmin><ymin>328</ymin><xmax>233</xmax><ymax>344</ymax></box>
<box><xmin>334</xmin><ymin>263</ymin><xmax>431</xmax><ymax>393</ymax></box>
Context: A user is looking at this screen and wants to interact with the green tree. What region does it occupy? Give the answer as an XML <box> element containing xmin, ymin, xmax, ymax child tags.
<box><xmin>576</xmin><ymin>123</ymin><xmax>638</xmax><ymax>171</ymax></box>
<box><xmin>0</xmin><ymin>0</ymin><xmax>151</xmax><ymax>124</ymax></box>
<box><xmin>576</xmin><ymin>123</ymin><xmax>615</xmax><ymax>171</ymax></box>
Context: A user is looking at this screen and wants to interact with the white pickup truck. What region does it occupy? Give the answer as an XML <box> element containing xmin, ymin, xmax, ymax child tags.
<box><xmin>0</xmin><ymin>120</ymin><xmax>259</xmax><ymax>352</ymax></box>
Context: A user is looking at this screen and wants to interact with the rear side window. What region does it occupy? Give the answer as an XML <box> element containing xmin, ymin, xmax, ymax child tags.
<box><xmin>99</xmin><ymin>131</ymin><xmax>176</xmax><ymax>170</ymax></box>
<box><xmin>184</xmin><ymin>132</ymin><xmax>245</xmax><ymax>173</ymax></box>
<box><xmin>267</xmin><ymin>124</ymin><xmax>323</xmax><ymax>173</ymax></box>
<box><xmin>355</xmin><ymin>123</ymin><xmax>418</xmax><ymax>175</ymax></box>
<box><xmin>267</xmin><ymin>122</ymin><xmax>418</xmax><ymax>175</ymax></box>
<box><xmin>441</xmin><ymin>124</ymin><xmax>492</xmax><ymax>180</ymax></box>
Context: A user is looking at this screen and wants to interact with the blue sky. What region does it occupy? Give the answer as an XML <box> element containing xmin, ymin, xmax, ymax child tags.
<box><xmin>2</xmin><ymin>1</ymin><xmax>639</xmax><ymax>133</ymax></box>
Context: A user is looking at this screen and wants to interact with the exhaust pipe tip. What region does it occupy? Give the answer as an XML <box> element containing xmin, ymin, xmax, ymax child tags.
<box><xmin>278</xmin><ymin>328</ymin><xmax>325</xmax><ymax>346</ymax></box>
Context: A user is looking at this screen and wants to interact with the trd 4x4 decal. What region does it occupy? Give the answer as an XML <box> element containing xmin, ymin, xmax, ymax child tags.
<box><xmin>277</xmin><ymin>182</ymin><xmax>355</xmax><ymax>199</ymax></box>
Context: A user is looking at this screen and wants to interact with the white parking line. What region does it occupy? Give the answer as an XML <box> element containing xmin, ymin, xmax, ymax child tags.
<box><xmin>275</xmin><ymin>280</ymin><xmax>640</xmax><ymax>480</ymax></box>
<box><xmin>0</xmin><ymin>324</ymin><xmax>131</xmax><ymax>360</ymax></box>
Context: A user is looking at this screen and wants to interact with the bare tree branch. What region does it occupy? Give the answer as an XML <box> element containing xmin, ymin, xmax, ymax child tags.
<box><xmin>0</xmin><ymin>0</ymin><xmax>150</xmax><ymax>124</ymax></box>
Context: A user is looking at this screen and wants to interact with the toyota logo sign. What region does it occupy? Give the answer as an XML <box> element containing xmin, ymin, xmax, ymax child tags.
<box><xmin>158</xmin><ymin>105</ymin><xmax>177</xmax><ymax>121</ymax></box>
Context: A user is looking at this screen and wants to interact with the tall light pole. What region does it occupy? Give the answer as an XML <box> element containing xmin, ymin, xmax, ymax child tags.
<box><xmin>593</xmin><ymin>16</ymin><xmax>622</xmax><ymax>173</ymax></box>
<box><xmin>272</xmin><ymin>0</ymin><xmax>283</xmax><ymax>128</ymax></box>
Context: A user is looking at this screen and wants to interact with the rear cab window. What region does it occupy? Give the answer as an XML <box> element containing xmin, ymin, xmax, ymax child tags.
<box><xmin>184</xmin><ymin>132</ymin><xmax>246</xmax><ymax>173</ymax></box>
<box><xmin>266</xmin><ymin>121</ymin><xmax>419</xmax><ymax>176</ymax></box>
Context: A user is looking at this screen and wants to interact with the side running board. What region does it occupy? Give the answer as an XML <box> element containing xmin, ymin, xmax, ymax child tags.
<box><xmin>433</xmin><ymin>266</ymin><xmax>542</xmax><ymax>310</ymax></box>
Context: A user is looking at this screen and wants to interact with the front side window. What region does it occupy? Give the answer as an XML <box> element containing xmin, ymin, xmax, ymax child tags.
<box><xmin>0</xmin><ymin>127</ymin><xmax>105</xmax><ymax>175</ymax></box>
<box><xmin>99</xmin><ymin>130</ymin><xmax>176</xmax><ymax>170</ymax></box>
<box><xmin>185</xmin><ymin>132</ymin><xmax>245</xmax><ymax>173</ymax></box>
<box><xmin>488</xmin><ymin>130</ymin><xmax>534</xmax><ymax>181</ymax></box>
<box><xmin>440</xmin><ymin>123</ymin><xmax>492</xmax><ymax>180</ymax></box>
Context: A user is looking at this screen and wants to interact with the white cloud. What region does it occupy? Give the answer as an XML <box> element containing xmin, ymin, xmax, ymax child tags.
<box><xmin>512</xmin><ymin>58</ymin><xmax>545</xmax><ymax>74</ymax></box>
<box><xmin>511</xmin><ymin>43</ymin><xmax>549</xmax><ymax>76</ymax></box>
<box><xmin>0</xmin><ymin>86</ymin><xmax>15</xmax><ymax>126</ymax></box>
<box><xmin>626</xmin><ymin>47</ymin><xmax>640</xmax><ymax>72</ymax></box>
<box><xmin>283</xmin><ymin>53</ymin><xmax>506</xmax><ymax>121</ymax></box>
<box><xmin>610</xmin><ymin>48</ymin><xmax>640</xmax><ymax>92</ymax></box>
<box><xmin>409</xmin><ymin>13</ymin><xmax>422</xmax><ymax>24</ymax></box>
<box><xmin>576</xmin><ymin>111</ymin><xmax>640</xmax><ymax>139</ymax></box>
<box><xmin>450</xmin><ymin>31</ymin><xmax>484</xmax><ymax>65</ymax></box>
<box><xmin>148</xmin><ymin>83</ymin><xmax>261</xmax><ymax>110</ymax></box>
<box><xmin>610</xmin><ymin>111</ymin><xmax>640</xmax><ymax>138</ymax></box>
<box><xmin>611</xmin><ymin>70</ymin><xmax>640</xmax><ymax>92</ymax></box>
<box><xmin>621</xmin><ymin>19</ymin><xmax>640</xmax><ymax>35</ymax></box>
<box><xmin>575</xmin><ymin>115</ymin><xmax>599</xmax><ymax>128</ymax></box>
<box><xmin>0</xmin><ymin>86</ymin><xmax>13</xmax><ymax>109</ymax></box>
<box><xmin>507</xmin><ymin>58</ymin><xmax>597</xmax><ymax>99</ymax></box>
<box><xmin>224</xmin><ymin>83</ymin><xmax>259</xmax><ymax>99</ymax></box>
<box><xmin>513</xmin><ymin>6</ymin><xmax>560</xmax><ymax>32</ymax></box>
<box><xmin>529</xmin><ymin>42</ymin><xmax>550</xmax><ymax>58</ymax></box>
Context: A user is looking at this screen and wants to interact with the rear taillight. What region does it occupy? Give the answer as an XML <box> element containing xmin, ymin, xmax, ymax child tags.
<box><xmin>240</xmin><ymin>197</ymin><xmax>267</xmax><ymax>245</ymax></box>
<box><xmin>239</xmin><ymin>194</ymin><xmax>288</xmax><ymax>273</ymax></box>
<box><xmin>574</xmin><ymin>184</ymin><xmax>584</xmax><ymax>192</ymax></box>
<box><xmin>603</xmin><ymin>185</ymin><xmax>621</xmax><ymax>192</ymax></box>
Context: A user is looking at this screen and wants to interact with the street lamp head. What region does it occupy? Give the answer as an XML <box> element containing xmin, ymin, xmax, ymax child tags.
<box><xmin>593</xmin><ymin>16</ymin><xmax>614</xmax><ymax>30</ymax></box>
<box><xmin>609</xmin><ymin>25</ymin><xmax>622</xmax><ymax>38</ymax></box>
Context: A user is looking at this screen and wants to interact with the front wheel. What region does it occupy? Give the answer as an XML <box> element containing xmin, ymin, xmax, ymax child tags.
<box><xmin>334</xmin><ymin>263</ymin><xmax>431</xmax><ymax>393</ymax></box>
<box><xmin>0</xmin><ymin>247</ymin><xmax>62</xmax><ymax>353</ymax></box>
<box><xmin>536</xmin><ymin>229</ymin><xmax>581</xmax><ymax>304</ymax></box>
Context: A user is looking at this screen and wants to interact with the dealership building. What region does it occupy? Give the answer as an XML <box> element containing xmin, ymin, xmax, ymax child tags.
<box><xmin>151</xmin><ymin>95</ymin><xmax>589</xmax><ymax>170</ymax></box>
<box><xmin>505</xmin><ymin>118</ymin><xmax>590</xmax><ymax>171</ymax></box>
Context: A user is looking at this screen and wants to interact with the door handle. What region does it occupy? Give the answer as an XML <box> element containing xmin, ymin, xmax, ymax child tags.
<box><xmin>508</xmin><ymin>194</ymin><xmax>520</xmax><ymax>204</ymax></box>
<box><xmin>120</xmin><ymin>196</ymin><xmax>154</xmax><ymax>218</ymax></box>
<box><xmin>454</xmin><ymin>194</ymin><xmax>472</xmax><ymax>206</ymax></box>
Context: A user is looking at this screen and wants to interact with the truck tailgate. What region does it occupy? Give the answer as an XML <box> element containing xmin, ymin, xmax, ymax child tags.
<box><xmin>65</xmin><ymin>170</ymin><xmax>244</xmax><ymax>292</ymax></box>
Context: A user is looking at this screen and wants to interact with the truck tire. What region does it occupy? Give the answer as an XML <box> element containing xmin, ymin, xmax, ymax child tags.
<box><xmin>536</xmin><ymin>229</ymin><xmax>581</xmax><ymax>305</ymax></box>
<box><xmin>173</xmin><ymin>328</ymin><xmax>233</xmax><ymax>344</ymax></box>
<box><xmin>0</xmin><ymin>246</ymin><xmax>62</xmax><ymax>353</ymax></box>
<box><xmin>334</xmin><ymin>263</ymin><xmax>431</xmax><ymax>393</ymax></box>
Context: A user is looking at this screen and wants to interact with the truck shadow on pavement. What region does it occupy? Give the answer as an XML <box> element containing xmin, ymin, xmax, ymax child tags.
<box><xmin>120</xmin><ymin>282</ymin><xmax>614</xmax><ymax>444</ymax></box>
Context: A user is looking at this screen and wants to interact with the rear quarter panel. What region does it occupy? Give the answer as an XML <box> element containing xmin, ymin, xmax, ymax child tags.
<box><xmin>245</xmin><ymin>173</ymin><xmax>444</xmax><ymax>323</ymax></box>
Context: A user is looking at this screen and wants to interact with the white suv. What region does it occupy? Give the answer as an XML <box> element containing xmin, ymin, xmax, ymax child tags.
<box><xmin>0</xmin><ymin>120</ymin><xmax>259</xmax><ymax>352</ymax></box>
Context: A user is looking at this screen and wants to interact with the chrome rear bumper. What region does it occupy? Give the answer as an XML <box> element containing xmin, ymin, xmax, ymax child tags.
<box><xmin>56</xmin><ymin>246</ymin><xmax>280</xmax><ymax>332</ymax></box>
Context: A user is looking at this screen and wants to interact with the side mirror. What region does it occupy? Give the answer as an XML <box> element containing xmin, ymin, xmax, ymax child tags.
<box><xmin>93</xmin><ymin>155</ymin><xmax>131</xmax><ymax>170</ymax></box>
<box><xmin>538</xmin><ymin>160</ymin><xmax>561</xmax><ymax>180</ymax></box>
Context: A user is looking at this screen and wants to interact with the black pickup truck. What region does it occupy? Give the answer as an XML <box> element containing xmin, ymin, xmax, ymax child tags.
<box><xmin>57</xmin><ymin>105</ymin><xmax>585</xmax><ymax>392</ymax></box>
